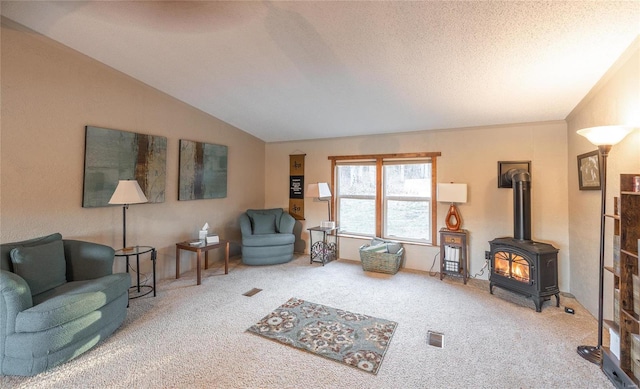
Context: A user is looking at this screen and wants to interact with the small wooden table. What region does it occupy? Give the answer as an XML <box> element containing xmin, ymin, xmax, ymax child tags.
<box><xmin>175</xmin><ymin>239</ymin><xmax>229</xmax><ymax>285</ymax></box>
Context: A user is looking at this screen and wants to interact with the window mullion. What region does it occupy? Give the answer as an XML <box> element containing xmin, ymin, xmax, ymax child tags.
<box><xmin>376</xmin><ymin>158</ymin><xmax>383</xmax><ymax>237</ymax></box>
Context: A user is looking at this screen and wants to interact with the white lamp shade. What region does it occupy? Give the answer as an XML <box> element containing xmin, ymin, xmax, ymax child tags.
<box><xmin>437</xmin><ymin>183</ymin><xmax>467</xmax><ymax>203</ymax></box>
<box><xmin>108</xmin><ymin>180</ymin><xmax>148</xmax><ymax>205</ymax></box>
<box><xmin>577</xmin><ymin>125</ymin><xmax>634</xmax><ymax>146</ymax></box>
<box><xmin>306</xmin><ymin>182</ymin><xmax>332</xmax><ymax>199</ymax></box>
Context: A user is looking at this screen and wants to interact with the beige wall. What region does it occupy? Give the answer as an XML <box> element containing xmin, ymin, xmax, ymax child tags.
<box><xmin>265</xmin><ymin>121</ymin><xmax>572</xmax><ymax>290</ymax></box>
<box><xmin>0</xmin><ymin>19</ymin><xmax>266</xmax><ymax>279</ymax></box>
<box><xmin>566</xmin><ymin>39</ymin><xmax>640</xmax><ymax>318</ymax></box>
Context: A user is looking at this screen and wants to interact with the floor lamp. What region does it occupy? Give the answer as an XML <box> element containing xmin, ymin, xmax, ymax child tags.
<box><xmin>576</xmin><ymin>125</ymin><xmax>634</xmax><ymax>364</ymax></box>
<box><xmin>108</xmin><ymin>180</ymin><xmax>148</xmax><ymax>250</ymax></box>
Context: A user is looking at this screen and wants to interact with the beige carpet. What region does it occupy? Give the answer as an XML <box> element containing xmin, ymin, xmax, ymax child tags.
<box><xmin>1</xmin><ymin>255</ymin><xmax>612</xmax><ymax>388</ymax></box>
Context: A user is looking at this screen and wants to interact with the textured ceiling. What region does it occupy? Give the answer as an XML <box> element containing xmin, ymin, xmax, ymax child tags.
<box><xmin>2</xmin><ymin>1</ymin><xmax>639</xmax><ymax>142</ymax></box>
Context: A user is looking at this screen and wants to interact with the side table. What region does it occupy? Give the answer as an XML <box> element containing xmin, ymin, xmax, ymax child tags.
<box><xmin>115</xmin><ymin>245</ymin><xmax>156</xmax><ymax>298</ymax></box>
<box><xmin>307</xmin><ymin>226</ymin><xmax>339</xmax><ymax>265</ymax></box>
<box><xmin>439</xmin><ymin>228</ymin><xmax>468</xmax><ymax>284</ymax></box>
<box><xmin>175</xmin><ymin>239</ymin><xmax>229</xmax><ymax>285</ymax></box>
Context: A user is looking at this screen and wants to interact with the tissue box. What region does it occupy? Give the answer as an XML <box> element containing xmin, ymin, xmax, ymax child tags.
<box><xmin>206</xmin><ymin>235</ymin><xmax>219</xmax><ymax>244</ymax></box>
<box><xmin>199</xmin><ymin>230</ymin><xmax>208</xmax><ymax>240</ymax></box>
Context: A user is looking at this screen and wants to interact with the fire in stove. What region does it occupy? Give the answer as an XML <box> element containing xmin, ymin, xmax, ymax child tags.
<box><xmin>494</xmin><ymin>251</ymin><xmax>530</xmax><ymax>283</ymax></box>
<box><xmin>488</xmin><ymin>167</ymin><xmax>560</xmax><ymax>312</ymax></box>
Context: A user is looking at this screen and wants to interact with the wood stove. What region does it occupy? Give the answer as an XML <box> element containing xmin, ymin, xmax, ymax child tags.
<box><xmin>488</xmin><ymin>168</ymin><xmax>560</xmax><ymax>312</ymax></box>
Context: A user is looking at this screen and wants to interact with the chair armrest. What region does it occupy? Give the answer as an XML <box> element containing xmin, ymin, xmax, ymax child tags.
<box><xmin>63</xmin><ymin>240</ymin><xmax>115</xmax><ymax>281</ymax></box>
<box><xmin>0</xmin><ymin>270</ymin><xmax>33</xmax><ymax>335</ymax></box>
<box><xmin>279</xmin><ymin>212</ymin><xmax>295</xmax><ymax>234</ymax></box>
<box><xmin>240</xmin><ymin>213</ymin><xmax>253</xmax><ymax>237</ymax></box>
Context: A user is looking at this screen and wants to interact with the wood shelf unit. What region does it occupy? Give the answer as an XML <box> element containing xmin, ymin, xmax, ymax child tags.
<box><xmin>603</xmin><ymin>174</ymin><xmax>640</xmax><ymax>388</ymax></box>
<box><xmin>439</xmin><ymin>228</ymin><xmax>468</xmax><ymax>284</ymax></box>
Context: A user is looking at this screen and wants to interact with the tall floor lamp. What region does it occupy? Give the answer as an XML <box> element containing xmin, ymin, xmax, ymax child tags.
<box><xmin>576</xmin><ymin>125</ymin><xmax>634</xmax><ymax>364</ymax></box>
<box><xmin>108</xmin><ymin>180</ymin><xmax>148</xmax><ymax>250</ymax></box>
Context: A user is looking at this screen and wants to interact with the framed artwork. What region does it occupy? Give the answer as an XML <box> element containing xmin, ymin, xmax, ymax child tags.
<box><xmin>577</xmin><ymin>150</ymin><xmax>600</xmax><ymax>190</ymax></box>
<box><xmin>179</xmin><ymin>139</ymin><xmax>228</xmax><ymax>200</ymax></box>
<box><xmin>497</xmin><ymin>161</ymin><xmax>531</xmax><ymax>188</ymax></box>
<box><xmin>83</xmin><ymin>126</ymin><xmax>166</xmax><ymax>207</ymax></box>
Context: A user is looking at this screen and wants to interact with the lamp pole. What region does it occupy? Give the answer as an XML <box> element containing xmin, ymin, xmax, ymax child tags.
<box><xmin>122</xmin><ymin>204</ymin><xmax>129</xmax><ymax>249</ymax></box>
<box><xmin>577</xmin><ymin>145</ymin><xmax>610</xmax><ymax>364</ymax></box>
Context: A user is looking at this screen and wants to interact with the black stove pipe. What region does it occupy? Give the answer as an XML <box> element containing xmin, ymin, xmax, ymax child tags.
<box><xmin>503</xmin><ymin>169</ymin><xmax>531</xmax><ymax>241</ymax></box>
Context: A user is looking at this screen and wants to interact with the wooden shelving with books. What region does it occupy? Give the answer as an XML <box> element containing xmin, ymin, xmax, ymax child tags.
<box><xmin>603</xmin><ymin>174</ymin><xmax>640</xmax><ymax>388</ymax></box>
<box><xmin>603</xmin><ymin>197</ymin><xmax>621</xmax><ymax>347</ymax></box>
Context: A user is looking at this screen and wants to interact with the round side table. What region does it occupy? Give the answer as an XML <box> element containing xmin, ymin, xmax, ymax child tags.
<box><xmin>115</xmin><ymin>245</ymin><xmax>156</xmax><ymax>299</ymax></box>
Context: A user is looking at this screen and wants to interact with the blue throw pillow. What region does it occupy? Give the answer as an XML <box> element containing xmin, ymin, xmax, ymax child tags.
<box><xmin>10</xmin><ymin>240</ymin><xmax>67</xmax><ymax>295</ymax></box>
<box><xmin>252</xmin><ymin>213</ymin><xmax>277</xmax><ymax>235</ymax></box>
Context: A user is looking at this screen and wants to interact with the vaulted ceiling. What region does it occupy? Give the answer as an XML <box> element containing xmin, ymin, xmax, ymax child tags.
<box><xmin>2</xmin><ymin>1</ymin><xmax>639</xmax><ymax>142</ymax></box>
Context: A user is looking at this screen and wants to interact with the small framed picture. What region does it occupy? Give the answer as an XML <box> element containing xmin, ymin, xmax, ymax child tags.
<box><xmin>577</xmin><ymin>150</ymin><xmax>600</xmax><ymax>190</ymax></box>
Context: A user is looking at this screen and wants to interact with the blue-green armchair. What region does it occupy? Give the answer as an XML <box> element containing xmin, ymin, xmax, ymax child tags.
<box><xmin>240</xmin><ymin>208</ymin><xmax>295</xmax><ymax>265</ymax></box>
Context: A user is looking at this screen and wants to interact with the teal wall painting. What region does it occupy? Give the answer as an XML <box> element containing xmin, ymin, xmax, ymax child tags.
<box><xmin>179</xmin><ymin>139</ymin><xmax>228</xmax><ymax>200</ymax></box>
<box><xmin>83</xmin><ymin>126</ymin><xmax>167</xmax><ymax>207</ymax></box>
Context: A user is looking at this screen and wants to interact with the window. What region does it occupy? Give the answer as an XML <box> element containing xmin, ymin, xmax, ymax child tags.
<box><xmin>336</xmin><ymin>163</ymin><xmax>376</xmax><ymax>235</ymax></box>
<box><xmin>383</xmin><ymin>162</ymin><xmax>431</xmax><ymax>241</ymax></box>
<box><xmin>330</xmin><ymin>152</ymin><xmax>440</xmax><ymax>244</ymax></box>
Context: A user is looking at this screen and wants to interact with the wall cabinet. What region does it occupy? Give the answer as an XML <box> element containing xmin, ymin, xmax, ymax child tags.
<box><xmin>603</xmin><ymin>174</ymin><xmax>640</xmax><ymax>387</ymax></box>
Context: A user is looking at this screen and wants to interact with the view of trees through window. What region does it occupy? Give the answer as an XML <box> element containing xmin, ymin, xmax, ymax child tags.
<box><xmin>336</xmin><ymin>160</ymin><xmax>433</xmax><ymax>242</ymax></box>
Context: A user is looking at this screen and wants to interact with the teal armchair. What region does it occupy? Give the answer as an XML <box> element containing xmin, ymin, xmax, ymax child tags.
<box><xmin>240</xmin><ymin>208</ymin><xmax>295</xmax><ymax>265</ymax></box>
<box><xmin>0</xmin><ymin>233</ymin><xmax>130</xmax><ymax>376</ymax></box>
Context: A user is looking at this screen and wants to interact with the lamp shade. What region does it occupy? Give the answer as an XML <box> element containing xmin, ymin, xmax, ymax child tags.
<box><xmin>577</xmin><ymin>125</ymin><xmax>634</xmax><ymax>146</ymax></box>
<box><xmin>108</xmin><ymin>180</ymin><xmax>148</xmax><ymax>205</ymax></box>
<box><xmin>437</xmin><ymin>183</ymin><xmax>467</xmax><ymax>203</ymax></box>
<box><xmin>306</xmin><ymin>182</ymin><xmax>332</xmax><ymax>199</ymax></box>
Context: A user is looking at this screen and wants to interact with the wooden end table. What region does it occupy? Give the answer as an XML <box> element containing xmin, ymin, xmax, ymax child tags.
<box><xmin>175</xmin><ymin>239</ymin><xmax>229</xmax><ymax>285</ymax></box>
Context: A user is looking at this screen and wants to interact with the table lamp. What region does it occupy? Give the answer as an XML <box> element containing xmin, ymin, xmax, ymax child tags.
<box><xmin>437</xmin><ymin>183</ymin><xmax>468</xmax><ymax>231</ymax></box>
<box><xmin>109</xmin><ymin>180</ymin><xmax>148</xmax><ymax>250</ymax></box>
<box><xmin>306</xmin><ymin>182</ymin><xmax>332</xmax><ymax>223</ymax></box>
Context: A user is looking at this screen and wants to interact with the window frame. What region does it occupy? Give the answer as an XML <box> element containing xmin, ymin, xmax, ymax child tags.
<box><xmin>329</xmin><ymin>152</ymin><xmax>441</xmax><ymax>245</ymax></box>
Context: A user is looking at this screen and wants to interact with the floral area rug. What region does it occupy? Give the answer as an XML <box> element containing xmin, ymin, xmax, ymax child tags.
<box><xmin>247</xmin><ymin>297</ymin><xmax>397</xmax><ymax>375</ymax></box>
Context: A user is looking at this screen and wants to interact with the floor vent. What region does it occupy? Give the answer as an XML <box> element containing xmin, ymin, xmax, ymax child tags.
<box><xmin>427</xmin><ymin>330</ymin><xmax>444</xmax><ymax>348</ymax></box>
<box><xmin>243</xmin><ymin>288</ymin><xmax>262</xmax><ymax>297</ymax></box>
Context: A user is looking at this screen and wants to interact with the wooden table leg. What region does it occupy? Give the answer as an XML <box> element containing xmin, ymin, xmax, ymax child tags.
<box><xmin>176</xmin><ymin>246</ymin><xmax>180</xmax><ymax>279</ymax></box>
<box><xmin>225</xmin><ymin>241</ymin><xmax>229</xmax><ymax>274</ymax></box>
<box><xmin>205</xmin><ymin>250</ymin><xmax>209</xmax><ymax>270</ymax></box>
<box><xmin>196</xmin><ymin>249</ymin><xmax>202</xmax><ymax>285</ymax></box>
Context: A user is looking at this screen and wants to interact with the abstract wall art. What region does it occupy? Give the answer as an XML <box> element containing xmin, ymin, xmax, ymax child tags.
<box><xmin>83</xmin><ymin>126</ymin><xmax>167</xmax><ymax>207</ymax></box>
<box><xmin>179</xmin><ymin>139</ymin><xmax>228</xmax><ymax>200</ymax></box>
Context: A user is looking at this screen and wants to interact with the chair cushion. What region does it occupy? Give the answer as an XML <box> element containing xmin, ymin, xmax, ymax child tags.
<box><xmin>243</xmin><ymin>233</ymin><xmax>295</xmax><ymax>247</ymax></box>
<box><xmin>251</xmin><ymin>213</ymin><xmax>277</xmax><ymax>234</ymax></box>
<box><xmin>10</xmin><ymin>240</ymin><xmax>67</xmax><ymax>295</ymax></box>
<box><xmin>0</xmin><ymin>232</ymin><xmax>62</xmax><ymax>272</ymax></box>
<box><xmin>247</xmin><ymin>208</ymin><xmax>284</xmax><ymax>233</ymax></box>
<box><xmin>16</xmin><ymin>273</ymin><xmax>130</xmax><ymax>333</ymax></box>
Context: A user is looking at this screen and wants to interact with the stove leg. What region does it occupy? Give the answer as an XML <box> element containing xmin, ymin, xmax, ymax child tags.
<box><xmin>489</xmin><ymin>282</ymin><xmax>494</xmax><ymax>295</ymax></box>
<box><xmin>554</xmin><ymin>293</ymin><xmax>560</xmax><ymax>307</ymax></box>
<box><xmin>534</xmin><ymin>298</ymin><xmax>542</xmax><ymax>312</ymax></box>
